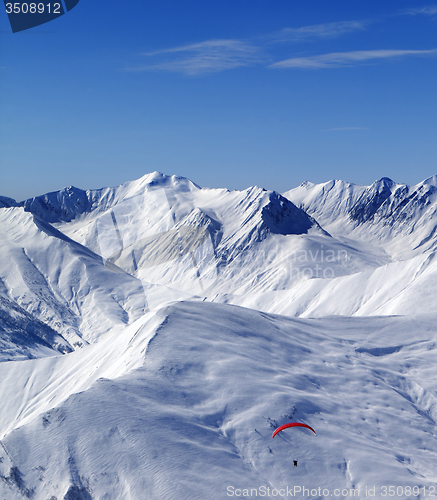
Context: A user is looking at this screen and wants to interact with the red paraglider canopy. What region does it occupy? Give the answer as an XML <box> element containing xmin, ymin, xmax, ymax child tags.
<box><xmin>272</xmin><ymin>422</ymin><xmax>316</xmax><ymax>439</ymax></box>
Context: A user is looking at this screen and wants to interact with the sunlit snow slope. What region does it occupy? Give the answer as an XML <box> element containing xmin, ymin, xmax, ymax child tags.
<box><xmin>0</xmin><ymin>172</ymin><xmax>436</xmax><ymax>499</ymax></box>
<box><xmin>1</xmin><ymin>302</ymin><xmax>437</xmax><ymax>499</ymax></box>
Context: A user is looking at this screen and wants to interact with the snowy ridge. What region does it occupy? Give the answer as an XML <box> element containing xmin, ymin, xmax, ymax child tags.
<box><xmin>284</xmin><ymin>176</ymin><xmax>437</xmax><ymax>258</ymax></box>
<box><xmin>213</xmin><ymin>249</ymin><xmax>437</xmax><ymax>317</ymax></box>
<box><xmin>21</xmin><ymin>172</ymin><xmax>201</xmax><ymax>224</ymax></box>
<box><xmin>0</xmin><ymin>307</ymin><xmax>162</xmax><ymax>439</ymax></box>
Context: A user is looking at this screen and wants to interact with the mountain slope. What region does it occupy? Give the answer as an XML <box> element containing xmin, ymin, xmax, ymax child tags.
<box><xmin>2</xmin><ymin>172</ymin><xmax>437</xmax><ymax>337</ymax></box>
<box><xmin>215</xmin><ymin>249</ymin><xmax>437</xmax><ymax>317</ymax></box>
<box><xmin>0</xmin><ymin>302</ymin><xmax>436</xmax><ymax>499</ymax></box>
<box><xmin>0</xmin><ymin>290</ymin><xmax>71</xmax><ymax>361</ymax></box>
<box><xmin>1</xmin><ymin>173</ymin><xmax>437</xmax><ymax>499</ymax></box>
<box><xmin>0</xmin><ymin>196</ymin><xmax>18</xmax><ymax>209</ymax></box>
<box><xmin>284</xmin><ymin>176</ymin><xmax>437</xmax><ymax>259</ymax></box>
<box><xmin>0</xmin><ymin>207</ymin><xmax>148</xmax><ymax>346</ymax></box>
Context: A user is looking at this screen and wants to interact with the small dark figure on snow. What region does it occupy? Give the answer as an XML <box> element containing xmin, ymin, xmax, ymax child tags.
<box><xmin>293</xmin><ymin>460</ymin><xmax>298</xmax><ymax>467</ymax></box>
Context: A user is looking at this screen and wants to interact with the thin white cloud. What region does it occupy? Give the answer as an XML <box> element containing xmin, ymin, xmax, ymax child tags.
<box><xmin>270</xmin><ymin>49</ymin><xmax>437</xmax><ymax>69</ymax></box>
<box><xmin>323</xmin><ymin>127</ymin><xmax>368</xmax><ymax>131</ymax></box>
<box><xmin>128</xmin><ymin>20</ymin><xmax>368</xmax><ymax>75</ymax></box>
<box><xmin>402</xmin><ymin>5</ymin><xmax>437</xmax><ymax>15</ymax></box>
<box><xmin>144</xmin><ymin>39</ymin><xmax>255</xmax><ymax>57</ymax></box>
<box><xmin>265</xmin><ymin>21</ymin><xmax>369</xmax><ymax>43</ymax></box>
<box><xmin>131</xmin><ymin>39</ymin><xmax>262</xmax><ymax>75</ymax></box>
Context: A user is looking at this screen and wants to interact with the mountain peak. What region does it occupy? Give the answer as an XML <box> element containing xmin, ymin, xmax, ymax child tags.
<box><xmin>374</xmin><ymin>177</ymin><xmax>395</xmax><ymax>188</ymax></box>
<box><xmin>23</xmin><ymin>185</ymin><xmax>91</xmax><ymax>223</ymax></box>
<box><xmin>261</xmin><ymin>191</ymin><xmax>322</xmax><ymax>236</ymax></box>
<box><xmin>299</xmin><ymin>180</ymin><xmax>315</xmax><ymax>188</ymax></box>
<box><xmin>134</xmin><ymin>171</ymin><xmax>201</xmax><ymax>192</ymax></box>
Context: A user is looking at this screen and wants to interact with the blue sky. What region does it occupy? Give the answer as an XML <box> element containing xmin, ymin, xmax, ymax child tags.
<box><xmin>1</xmin><ymin>0</ymin><xmax>436</xmax><ymax>200</ymax></box>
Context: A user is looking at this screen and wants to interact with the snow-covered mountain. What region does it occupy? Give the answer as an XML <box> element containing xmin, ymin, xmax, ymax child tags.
<box><xmin>0</xmin><ymin>172</ymin><xmax>436</xmax><ymax>499</ymax></box>
<box><xmin>2</xmin><ymin>171</ymin><xmax>437</xmax><ymax>344</ymax></box>
<box><xmin>284</xmin><ymin>176</ymin><xmax>437</xmax><ymax>258</ymax></box>
<box><xmin>0</xmin><ymin>290</ymin><xmax>71</xmax><ymax>361</ymax></box>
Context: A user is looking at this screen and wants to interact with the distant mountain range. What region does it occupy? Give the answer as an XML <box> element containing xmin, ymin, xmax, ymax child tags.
<box><xmin>285</xmin><ymin>175</ymin><xmax>437</xmax><ymax>256</ymax></box>
<box><xmin>1</xmin><ymin>172</ymin><xmax>436</xmax><ymax>355</ymax></box>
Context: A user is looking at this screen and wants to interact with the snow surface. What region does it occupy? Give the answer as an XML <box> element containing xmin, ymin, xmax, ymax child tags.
<box><xmin>0</xmin><ymin>172</ymin><xmax>436</xmax><ymax>499</ymax></box>
<box><xmin>1</xmin><ymin>303</ymin><xmax>437</xmax><ymax>499</ymax></box>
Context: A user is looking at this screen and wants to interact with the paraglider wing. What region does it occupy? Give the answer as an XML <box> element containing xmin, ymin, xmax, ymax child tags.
<box><xmin>272</xmin><ymin>422</ymin><xmax>316</xmax><ymax>439</ymax></box>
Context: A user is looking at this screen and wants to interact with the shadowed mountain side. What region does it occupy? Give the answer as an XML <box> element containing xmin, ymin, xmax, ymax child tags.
<box><xmin>20</xmin><ymin>173</ymin><xmax>202</xmax><ymax>224</ymax></box>
<box><xmin>0</xmin><ymin>197</ymin><xmax>19</xmax><ymax>209</ymax></box>
<box><xmin>0</xmin><ymin>208</ymin><xmax>149</xmax><ymax>347</ymax></box>
<box><xmin>262</xmin><ymin>192</ymin><xmax>329</xmax><ymax>236</ymax></box>
<box><xmin>0</xmin><ymin>293</ymin><xmax>72</xmax><ymax>361</ymax></box>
